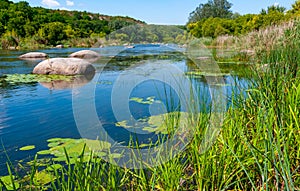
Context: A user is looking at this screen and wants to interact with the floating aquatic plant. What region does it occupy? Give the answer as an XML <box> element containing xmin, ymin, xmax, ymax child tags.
<box><xmin>37</xmin><ymin>138</ymin><xmax>116</xmax><ymax>164</ymax></box>
<box><xmin>32</xmin><ymin>170</ymin><xmax>55</xmax><ymax>186</ymax></box>
<box><xmin>130</xmin><ymin>96</ymin><xmax>162</xmax><ymax>105</ymax></box>
<box><xmin>1</xmin><ymin>74</ymin><xmax>75</xmax><ymax>86</ymax></box>
<box><xmin>0</xmin><ymin>175</ymin><xmax>20</xmax><ymax>190</ymax></box>
<box><xmin>116</xmin><ymin>112</ymin><xmax>190</xmax><ymax>134</ymax></box>
<box><xmin>19</xmin><ymin>145</ymin><xmax>35</xmax><ymax>151</ymax></box>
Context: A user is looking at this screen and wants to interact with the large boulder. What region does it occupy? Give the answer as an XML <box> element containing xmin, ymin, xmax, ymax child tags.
<box><xmin>19</xmin><ymin>52</ymin><xmax>48</xmax><ymax>59</ymax></box>
<box><xmin>69</xmin><ymin>50</ymin><xmax>100</xmax><ymax>59</ymax></box>
<box><xmin>32</xmin><ymin>58</ymin><xmax>95</xmax><ymax>75</ymax></box>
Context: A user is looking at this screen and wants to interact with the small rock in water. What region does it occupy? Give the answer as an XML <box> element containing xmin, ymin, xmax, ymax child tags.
<box><xmin>69</xmin><ymin>50</ymin><xmax>100</xmax><ymax>59</ymax></box>
<box><xmin>19</xmin><ymin>52</ymin><xmax>48</xmax><ymax>59</ymax></box>
<box><xmin>56</xmin><ymin>44</ymin><xmax>64</xmax><ymax>48</ymax></box>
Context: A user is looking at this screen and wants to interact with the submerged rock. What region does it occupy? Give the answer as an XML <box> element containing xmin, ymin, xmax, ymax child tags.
<box><xmin>19</xmin><ymin>52</ymin><xmax>48</xmax><ymax>59</ymax></box>
<box><xmin>32</xmin><ymin>58</ymin><xmax>95</xmax><ymax>75</ymax></box>
<box><xmin>69</xmin><ymin>50</ymin><xmax>100</xmax><ymax>59</ymax></box>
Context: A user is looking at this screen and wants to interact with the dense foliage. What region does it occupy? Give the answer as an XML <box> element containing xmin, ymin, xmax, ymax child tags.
<box><xmin>188</xmin><ymin>0</ymin><xmax>300</xmax><ymax>38</ymax></box>
<box><xmin>0</xmin><ymin>0</ymin><xmax>144</xmax><ymax>48</ymax></box>
<box><xmin>188</xmin><ymin>0</ymin><xmax>233</xmax><ymax>23</ymax></box>
<box><xmin>107</xmin><ymin>24</ymin><xmax>188</xmax><ymax>44</ymax></box>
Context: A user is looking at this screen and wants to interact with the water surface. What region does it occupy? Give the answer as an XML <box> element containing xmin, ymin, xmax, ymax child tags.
<box><xmin>0</xmin><ymin>45</ymin><xmax>249</xmax><ymax>174</ymax></box>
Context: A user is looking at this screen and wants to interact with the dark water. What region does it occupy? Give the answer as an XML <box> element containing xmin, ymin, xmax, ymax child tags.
<box><xmin>0</xmin><ymin>45</ymin><xmax>249</xmax><ymax>174</ymax></box>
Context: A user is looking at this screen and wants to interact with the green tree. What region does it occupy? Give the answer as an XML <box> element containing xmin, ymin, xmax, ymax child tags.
<box><xmin>64</xmin><ymin>25</ymin><xmax>77</xmax><ymax>38</ymax></box>
<box><xmin>0</xmin><ymin>22</ymin><xmax>4</xmax><ymax>36</ymax></box>
<box><xmin>37</xmin><ymin>22</ymin><xmax>66</xmax><ymax>45</ymax></box>
<box><xmin>267</xmin><ymin>5</ymin><xmax>286</xmax><ymax>13</ymax></box>
<box><xmin>24</xmin><ymin>22</ymin><xmax>36</xmax><ymax>37</ymax></box>
<box><xmin>288</xmin><ymin>0</ymin><xmax>300</xmax><ymax>15</ymax></box>
<box><xmin>0</xmin><ymin>10</ymin><xmax>9</xmax><ymax>26</ymax></box>
<box><xmin>7</xmin><ymin>16</ymin><xmax>25</xmax><ymax>37</ymax></box>
<box><xmin>0</xmin><ymin>0</ymin><xmax>12</xmax><ymax>10</ymax></box>
<box><xmin>188</xmin><ymin>0</ymin><xmax>233</xmax><ymax>23</ymax></box>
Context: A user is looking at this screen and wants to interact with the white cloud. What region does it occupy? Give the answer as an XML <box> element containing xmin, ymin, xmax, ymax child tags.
<box><xmin>59</xmin><ymin>7</ymin><xmax>69</xmax><ymax>10</ymax></box>
<box><xmin>66</xmin><ymin>0</ymin><xmax>74</xmax><ymax>6</ymax></box>
<box><xmin>274</xmin><ymin>2</ymin><xmax>279</xmax><ymax>6</ymax></box>
<box><xmin>42</xmin><ymin>0</ymin><xmax>60</xmax><ymax>7</ymax></box>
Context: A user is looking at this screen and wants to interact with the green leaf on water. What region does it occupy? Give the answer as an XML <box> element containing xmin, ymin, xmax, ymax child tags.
<box><xmin>130</xmin><ymin>96</ymin><xmax>161</xmax><ymax>105</ymax></box>
<box><xmin>115</xmin><ymin>112</ymin><xmax>191</xmax><ymax>135</ymax></box>
<box><xmin>37</xmin><ymin>150</ymin><xmax>51</xmax><ymax>155</ymax></box>
<box><xmin>0</xmin><ymin>175</ymin><xmax>20</xmax><ymax>190</ymax></box>
<box><xmin>37</xmin><ymin>138</ymin><xmax>114</xmax><ymax>163</ymax></box>
<box><xmin>2</xmin><ymin>74</ymin><xmax>75</xmax><ymax>85</ymax></box>
<box><xmin>46</xmin><ymin>164</ymin><xmax>62</xmax><ymax>171</ymax></box>
<box><xmin>33</xmin><ymin>170</ymin><xmax>55</xmax><ymax>185</ymax></box>
<box><xmin>19</xmin><ymin>145</ymin><xmax>35</xmax><ymax>151</ymax></box>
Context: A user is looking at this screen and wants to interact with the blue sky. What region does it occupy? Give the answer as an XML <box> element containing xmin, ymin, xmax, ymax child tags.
<box><xmin>12</xmin><ymin>0</ymin><xmax>297</xmax><ymax>25</ymax></box>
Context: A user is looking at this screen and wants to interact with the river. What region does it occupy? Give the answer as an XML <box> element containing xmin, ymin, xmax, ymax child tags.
<box><xmin>0</xmin><ymin>44</ymin><xmax>250</xmax><ymax>174</ymax></box>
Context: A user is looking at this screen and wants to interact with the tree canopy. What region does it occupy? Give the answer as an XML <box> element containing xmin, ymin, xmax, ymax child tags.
<box><xmin>0</xmin><ymin>0</ymin><xmax>144</xmax><ymax>47</ymax></box>
<box><xmin>187</xmin><ymin>0</ymin><xmax>299</xmax><ymax>38</ymax></box>
<box><xmin>188</xmin><ymin>0</ymin><xmax>233</xmax><ymax>23</ymax></box>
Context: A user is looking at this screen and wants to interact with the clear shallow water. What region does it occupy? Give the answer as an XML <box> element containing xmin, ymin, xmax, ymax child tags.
<box><xmin>0</xmin><ymin>45</ymin><xmax>249</xmax><ymax>174</ymax></box>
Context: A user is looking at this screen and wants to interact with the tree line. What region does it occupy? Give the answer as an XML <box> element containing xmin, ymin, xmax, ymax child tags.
<box><xmin>0</xmin><ymin>0</ymin><xmax>144</xmax><ymax>48</ymax></box>
<box><xmin>187</xmin><ymin>0</ymin><xmax>300</xmax><ymax>38</ymax></box>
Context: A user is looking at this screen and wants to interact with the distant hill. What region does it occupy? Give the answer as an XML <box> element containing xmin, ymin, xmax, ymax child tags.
<box><xmin>0</xmin><ymin>0</ymin><xmax>145</xmax><ymax>48</ymax></box>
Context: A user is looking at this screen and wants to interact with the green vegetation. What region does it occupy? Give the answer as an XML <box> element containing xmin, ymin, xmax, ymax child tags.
<box><xmin>0</xmin><ymin>0</ymin><xmax>143</xmax><ymax>49</ymax></box>
<box><xmin>187</xmin><ymin>0</ymin><xmax>300</xmax><ymax>38</ymax></box>
<box><xmin>0</xmin><ymin>74</ymin><xmax>75</xmax><ymax>87</ymax></box>
<box><xmin>116</xmin><ymin>112</ymin><xmax>189</xmax><ymax>135</ymax></box>
<box><xmin>107</xmin><ymin>24</ymin><xmax>189</xmax><ymax>45</ymax></box>
<box><xmin>129</xmin><ymin>96</ymin><xmax>161</xmax><ymax>105</ymax></box>
<box><xmin>0</xmin><ymin>1</ymin><xmax>300</xmax><ymax>190</ymax></box>
<box><xmin>188</xmin><ymin>0</ymin><xmax>233</xmax><ymax>23</ymax></box>
<box><xmin>1</xmin><ymin>21</ymin><xmax>299</xmax><ymax>190</ymax></box>
<box><xmin>19</xmin><ymin>145</ymin><xmax>35</xmax><ymax>151</ymax></box>
<box><xmin>37</xmin><ymin>138</ymin><xmax>116</xmax><ymax>163</ymax></box>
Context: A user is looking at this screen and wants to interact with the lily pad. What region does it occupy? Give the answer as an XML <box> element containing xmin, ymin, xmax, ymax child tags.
<box><xmin>46</xmin><ymin>164</ymin><xmax>63</xmax><ymax>171</ymax></box>
<box><xmin>39</xmin><ymin>138</ymin><xmax>115</xmax><ymax>163</ymax></box>
<box><xmin>115</xmin><ymin>112</ymin><xmax>191</xmax><ymax>134</ymax></box>
<box><xmin>2</xmin><ymin>74</ymin><xmax>75</xmax><ymax>86</ymax></box>
<box><xmin>37</xmin><ymin>150</ymin><xmax>51</xmax><ymax>155</ymax></box>
<box><xmin>19</xmin><ymin>145</ymin><xmax>35</xmax><ymax>151</ymax></box>
<box><xmin>33</xmin><ymin>170</ymin><xmax>55</xmax><ymax>186</ymax></box>
<box><xmin>130</xmin><ymin>96</ymin><xmax>162</xmax><ymax>105</ymax></box>
<box><xmin>0</xmin><ymin>175</ymin><xmax>20</xmax><ymax>190</ymax></box>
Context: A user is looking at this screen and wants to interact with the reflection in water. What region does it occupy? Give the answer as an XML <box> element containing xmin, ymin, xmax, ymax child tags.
<box><xmin>40</xmin><ymin>73</ymin><xmax>95</xmax><ymax>90</ymax></box>
<box><xmin>0</xmin><ymin>94</ymin><xmax>9</xmax><ymax>131</ymax></box>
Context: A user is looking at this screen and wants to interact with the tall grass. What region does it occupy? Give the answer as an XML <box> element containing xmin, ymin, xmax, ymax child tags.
<box><xmin>1</xmin><ymin>21</ymin><xmax>300</xmax><ymax>191</ymax></box>
<box><xmin>214</xmin><ymin>20</ymin><xmax>295</xmax><ymax>54</ymax></box>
